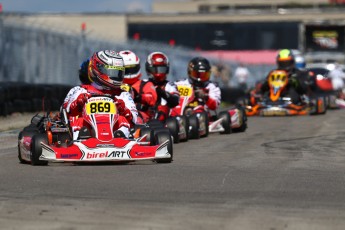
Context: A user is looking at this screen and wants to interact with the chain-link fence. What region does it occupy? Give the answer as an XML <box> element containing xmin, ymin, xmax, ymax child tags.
<box><xmin>0</xmin><ymin>14</ymin><xmax>274</xmax><ymax>88</ymax></box>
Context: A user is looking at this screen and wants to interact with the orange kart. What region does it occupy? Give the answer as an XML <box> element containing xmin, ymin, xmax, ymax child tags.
<box><xmin>246</xmin><ymin>70</ymin><xmax>326</xmax><ymax>116</ymax></box>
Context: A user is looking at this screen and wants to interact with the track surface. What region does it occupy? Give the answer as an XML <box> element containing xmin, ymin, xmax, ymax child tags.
<box><xmin>1</xmin><ymin>110</ymin><xmax>345</xmax><ymax>230</ymax></box>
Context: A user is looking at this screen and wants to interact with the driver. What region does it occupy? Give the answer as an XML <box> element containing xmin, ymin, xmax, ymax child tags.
<box><xmin>175</xmin><ymin>56</ymin><xmax>221</xmax><ymax>114</ymax></box>
<box><xmin>118</xmin><ymin>50</ymin><xmax>158</xmax><ymax>123</ymax></box>
<box><xmin>145</xmin><ymin>51</ymin><xmax>180</xmax><ymax>121</ymax></box>
<box><xmin>63</xmin><ymin>50</ymin><xmax>138</xmax><ymax>139</ymax></box>
<box><xmin>261</xmin><ymin>49</ymin><xmax>310</xmax><ymax>104</ymax></box>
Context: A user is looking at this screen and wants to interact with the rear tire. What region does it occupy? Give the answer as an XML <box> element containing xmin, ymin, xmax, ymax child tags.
<box><xmin>198</xmin><ymin>111</ymin><xmax>209</xmax><ymax>138</ymax></box>
<box><xmin>165</xmin><ymin>117</ymin><xmax>180</xmax><ymax>143</ymax></box>
<box><xmin>188</xmin><ymin>114</ymin><xmax>200</xmax><ymax>139</ymax></box>
<box><xmin>31</xmin><ymin>133</ymin><xmax>49</xmax><ymax>166</ymax></box>
<box><xmin>154</xmin><ymin>130</ymin><xmax>173</xmax><ymax>163</ymax></box>
<box><xmin>17</xmin><ymin>131</ymin><xmax>26</xmax><ymax>164</ymax></box>
<box><xmin>218</xmin><ymin>111</ymin><xmax>232</xmax><ymax>134</ymax></box>
<box><xmin>18</xmin><ymin>129</ymin><xmax>39</xmax><ymax>164</ymax></box>
<box><xmin>232</xmin><ymin>107</ymin><xmax>248</xmax><ymax>132</ymax></box>
<box><xmin>179</xmin><ymin>115</ymin><xmax>189</xmax><ymax>142</ymax></box>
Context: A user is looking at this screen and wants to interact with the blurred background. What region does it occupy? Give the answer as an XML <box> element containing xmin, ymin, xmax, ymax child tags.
<box><xmin>0</xmin><ymin>0</ymin><xmax>345</xmax><ymax>89</ymax></box>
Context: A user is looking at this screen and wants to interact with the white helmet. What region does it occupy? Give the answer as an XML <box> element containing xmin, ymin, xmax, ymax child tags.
<box><xmin>88</xmin><ymin>50</ymin><xmax>125</xmax><ymax>90</ymax></box>
<box><xmin>119</xmin><ymin>50</ymin><xmax>141</xmax><ymax>85</ymax></box>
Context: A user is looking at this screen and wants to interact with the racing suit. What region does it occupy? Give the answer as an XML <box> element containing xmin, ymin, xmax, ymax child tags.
<box><xmin>63</xmin><ymin>83</ymin><xmax>138</xmax><ymax>139</ymax></box>
<box><xmin>149</xmin><ymin>79</ymin><xmax>180</xmax><ymax>121</ymax></box>
<box><xmin>129</xmin><ymin>79</ymin><xmax>158</xmax><ymax>123</ymax></box>
<box><xmin>175</xmin><ymin>78</ymin><xmax>221</xmax><ymax>114</ymax></box>
<box><xmin>261</xmin><ymin>67</ymin><xmax>310</xmax><ymax>105</ymax></box>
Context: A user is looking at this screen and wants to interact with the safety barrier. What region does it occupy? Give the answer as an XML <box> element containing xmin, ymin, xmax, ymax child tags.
<box><xmin>0</xmin><ymin>82</ymin><xmax>247</xmax><ymax>116</ymax></box>
<box><xmin>0</xmin><ymin>82</ymin><xmax>72</xmax><ymax>116</ymax></box>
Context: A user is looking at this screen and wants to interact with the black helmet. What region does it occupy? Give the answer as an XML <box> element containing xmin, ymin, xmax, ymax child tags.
<box><xmin>187</xmin><ymin>57</ymin><xmax>211</xmax><ymax>86</ymax></box>
<box><xmin>276</xmin><ymin>49</ymin><xmax>295</xmax><ymax>72</ymax></box>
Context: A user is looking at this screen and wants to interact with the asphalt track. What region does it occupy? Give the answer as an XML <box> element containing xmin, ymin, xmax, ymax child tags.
<box><xmin>1</xmin><ymin>110</ymin><xmax>345</xmax><ymax>230</ymax></box>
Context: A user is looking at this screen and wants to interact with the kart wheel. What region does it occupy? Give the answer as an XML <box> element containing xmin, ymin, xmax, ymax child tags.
<box><xmin>232</xmin><ymin>107</ymin><xmax>247</xmax><ymax>132</ymax></box>
<box><xmin>17</xmin><ymin>131</ymin><xmax>26</xmax><ymax>164</ymax></box>
<box><xmin>198</xmin><ymin>111</ymin><xmax>209</xmax><ymax>138</ymax></box>
<box><xmin>165</xmin><ymin>117</ymin><xmax>180</xmax><ymax>143</ymax></box>
<box><xmin>309</xmin><ymin>96</ymin><xmax>327</xmax><ymax>115</ymax></box>
<box><xmin>18</xmin><ymin>129</ymin><xmax>39</xmax><ymax>164</ymax></box>
<box><xmin>180</xmin><ymin>115</ymin><xmax>189</xmax><ymax>142</ymax></box>
<box><xmin>218</xmin><ymin>111</ymin><xmax>232</xmax><ymax>134</ymax></box>
<box><xmin>154</xmin><ymin>129</ymin><xmax>173</xmax><ymax>164</ymax></box>
<box><xmin>139</xmin><ymin>128</ymin><xmax>154</xmax><ymax>145</ymax></box>
<box><xmin>188</xmin><ymin>114</ymin><xmax>200</xmax><ymax>139</ymax></box>
<box><xmin>31</xmin><ymin>133</ymin><xmax>49</xmax><ymax>166</ymax></box>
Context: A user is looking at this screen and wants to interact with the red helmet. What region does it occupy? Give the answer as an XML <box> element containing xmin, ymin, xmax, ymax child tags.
<box><xmin>145</xmin><ymin>52</ymin><xmax>169</xmax><ymax>83</ymax></box>
<box><xmin>88</xmin><ymin>50</ymin><xmax>125</xmax><ymax>89</ymax></box>
<box><xmin>119</xmin><ymin>50</ymin><xmax>142</xmax><ymax>86</ymax></box>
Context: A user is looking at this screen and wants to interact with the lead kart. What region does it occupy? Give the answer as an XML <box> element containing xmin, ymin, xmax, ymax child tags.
<box><xmin>246</xmin><ymin>69</ymin><xmax>326</xmax><ymax>116</ymax></box>
<box><xmin>171</xmin><ymin>84</ymin><xmax>247</xmax><ymax>137</ymax></box>
<box><xmin>18</xmin><ymin>95</ymin><xmax>173</xmax><ymax>165</ymax></box>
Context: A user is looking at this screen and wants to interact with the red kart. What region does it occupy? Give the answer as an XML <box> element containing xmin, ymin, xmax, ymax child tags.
<box><xmin>170</xmin><ymin>84</ymin><xmax>247</xmax><ymax>138</ymax></box>
<box><xmin>18</xmin><ymin>95</ymin><xmax>173</xmax><ymax>165</ymax></box>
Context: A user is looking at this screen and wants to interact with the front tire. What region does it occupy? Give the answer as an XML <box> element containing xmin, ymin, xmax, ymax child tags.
<box><xmin>218</xmin><ymin>111</ymin><xmax>232</xmax><ymax>134</ymax></box>
<box><xmin>154</xmin><ymin>130</ymin><xmax>173</xmax><ymax>163</ymax></box>
<box><xmin>31</xmin><ymin>133</ymin><xmax>49</xmax><ymax>166</ymax></box>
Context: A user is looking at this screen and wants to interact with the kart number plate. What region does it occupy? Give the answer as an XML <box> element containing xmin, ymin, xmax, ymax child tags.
<box><xmin>86</xmin><ymin>98</ymin><xmax>116</xmax><ymax>115</ymax></box>
<box><xmin>177</xmin><ymin>85</ymin><xmax>193</xmax><ymax>97</ymax></box>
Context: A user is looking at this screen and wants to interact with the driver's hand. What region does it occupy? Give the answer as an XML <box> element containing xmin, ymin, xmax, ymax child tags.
<box><xmin>70</xmin><ymin>93</ymin><xmax>90</xmax><ymax>110</ymax></box>
<box><xmin>195</xmin><ymin>89</ymin><xmax>209</xmax><ymax>100</ymax></box>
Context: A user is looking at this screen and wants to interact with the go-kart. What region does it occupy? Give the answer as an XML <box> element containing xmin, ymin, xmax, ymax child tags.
<box><xmin>17</xmin><ymin>95</ymin><xmax>173</xmax><ymax>166</ymax></box>
<box><xmin>171</xmin><ymin>84</ymin><xmax>247</xmax><ymax>137</ymax></box>
<box><xmin>245</xmin><ymin>69</ymin><xmax>326</xmax><ymax>116</ymax></box>
<box><xmin>308</xmin><ymin>66</ymin><xmax>345</xmax><ymax>109</ymax></box>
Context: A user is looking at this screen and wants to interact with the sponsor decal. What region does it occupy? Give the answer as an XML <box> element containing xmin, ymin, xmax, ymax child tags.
<box><xmin>86</xmin><ymin>150</ymin><xmax>126</xmax><ymax>159</ymax></box>
<box><xmin>135</xmin><ymin>152</ymin><xmax>152</xmax><ymax>157</ymax></box>
<box><xmin>61</xmin><ymin>153</ymin><xmax>79</xmax><ymax>159</ymax></box>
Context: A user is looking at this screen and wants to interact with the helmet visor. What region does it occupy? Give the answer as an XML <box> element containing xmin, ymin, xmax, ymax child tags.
<box><xmin>125</xmin><ymin>64</ymin><xmax>140</xmax><ymax>75</ymax></box>
<box><xmin>148</xmin><ymin>66</ymin><xmax>168</xmax><ymax>74</ymax></box>
<box><xmin>277</xmin><ymin>60</ymin><xmax>293</xmax><ymax>70</ymax></box>
<box><xmin>98</xmin><ymin>64</ymin><xmax>125</xmax><ymax>82</ymax></box>
<box><xmin>190</xmin><ymin>70</ymin><xmax>211</xmax><ymax>81</ymax></box>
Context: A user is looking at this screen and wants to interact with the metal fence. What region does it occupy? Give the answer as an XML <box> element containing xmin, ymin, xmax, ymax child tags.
<box><xmin>0</xmin><ymin>14</ymin><xmax>274</xmax><ymax>88</ymax></box>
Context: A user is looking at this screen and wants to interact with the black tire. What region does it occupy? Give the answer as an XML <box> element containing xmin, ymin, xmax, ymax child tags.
<box><xmin>218</xmin><ymin>111</ymin><xmax>232</xmax><ymax>134</ymax></box>
<box><xmin>165</xmin><ymin>117</ymin><xmax>180</xmax><ymax>143</ymax></box>
<box><xmin>139</xmin><ymin>128</ymin><xmax>154</xmax><ymax>145</ymax></box>
<box><xmin>188</xmin><ymin>114</ymin><xmax>200</xmax><ymax>139</ymax></box>
<box><xmin>309</xmin><ymin>96</ymin><xmax>327</xmax><ymax>115</ymax></box>
<box><xmin>154</xmin><ymin>130</ymin><xmax>173</xmax><ymax>163</ymax></box>
<box><xmin>232</xmin><ymin>107</ymin><xmax>248</xmax><ymax>132</ymax></box>
<box><xmin>198</xmin><ymin>112</ymin><xmax>209</xmax><ymax>138</ymax></box>
<box><xmin>179</xmin><ymin>115</ymin><xmax>189</xmax><ymax>142</ymax></box>
<box><xmin>18</xmin><ymin>129</ymin><xmax>40</xmax><ymax>164</ymax></box>
<box><xmin>17</xmin><ymin>131</ymin><xmax>27</xmax><ymax>164</ymax></box>
<box><xmin>30</xmin><ymin>133</ymin><xmax>49</xmax><ymax>166</ymax></box>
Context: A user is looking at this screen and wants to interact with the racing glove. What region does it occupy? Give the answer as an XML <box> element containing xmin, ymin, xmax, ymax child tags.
<box><xmin>156</xmin><ymin>87</ymin><xmax>179</xmax><ymax>108</ymax></box>
<box><xmin>70</xmin><ymin>93</ymin><xmax>89</xmax><ymax>111</ymax></box>
<box><xmin>114</xmin><ymin>98</ymin><xmax>133</xmax><ymax>123</ymax></box>
<box><xmin>195</xmin><ymin>89</ymin><xmax>209</xmax><ymax>101</ymax></box>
